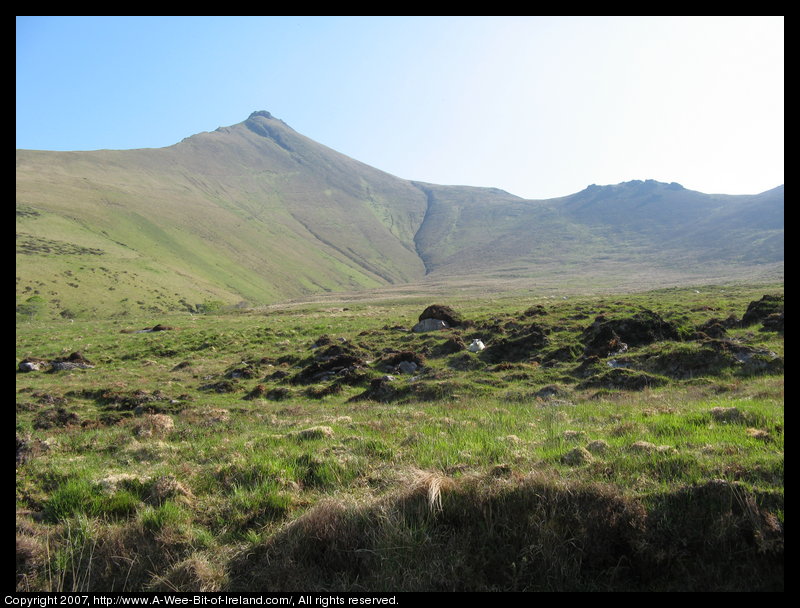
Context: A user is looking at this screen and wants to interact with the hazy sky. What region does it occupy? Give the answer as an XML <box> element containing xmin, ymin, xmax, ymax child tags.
<box><xmin>16</xmin><ymin>16</ymin><xmax>784</xmax><ymax>199</ymax></box>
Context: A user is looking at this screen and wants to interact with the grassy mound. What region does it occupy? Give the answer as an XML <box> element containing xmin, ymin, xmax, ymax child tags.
<box><xmin>229</xmin><ymin>473</ymin><xmax>781</xmax><ymax>591</ymax></box>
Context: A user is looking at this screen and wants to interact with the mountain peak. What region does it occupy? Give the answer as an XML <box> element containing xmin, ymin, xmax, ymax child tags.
<box><xmin>583</xmin><ymin>180</ymin><xmax>685</xmax><ymax>195</ymax></box>
<box><xmin>248</xmin><ymin>110</ymin><xmax>274</xmax><ymax>120</ymax></box>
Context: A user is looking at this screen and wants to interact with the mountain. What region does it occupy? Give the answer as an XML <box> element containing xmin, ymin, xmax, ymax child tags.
<box><xmin>16</xmin><ymin>112</ymin><xmax>783</xmax><ymax>318</ymax></box>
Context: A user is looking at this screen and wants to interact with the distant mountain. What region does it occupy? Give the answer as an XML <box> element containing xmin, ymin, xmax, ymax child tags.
<box><xmin>16</xmin><ymin>111</ymin><xmax>783</xmax><ymax>317</ymax></box>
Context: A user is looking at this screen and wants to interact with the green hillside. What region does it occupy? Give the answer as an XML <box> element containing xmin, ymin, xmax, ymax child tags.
<box><xmin>412</xmin><ymin>179</ymin><xmax>783</xmax><ymax>286</ymax></box>
<box><xmin>16</xmin><ymin>112</ymin><xmax>428</xmax><ymax>318</ymax></box>
<box><xmin>16</xmin><ymin>112</ymin><xmax>784</xmax><ymax>319</ymax></box>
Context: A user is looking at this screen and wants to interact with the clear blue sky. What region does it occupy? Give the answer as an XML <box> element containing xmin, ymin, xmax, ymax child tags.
<box><xmin>16</xmin><ymin>16</ymin><xmax>784</xmax><ymax>199</ymax></box>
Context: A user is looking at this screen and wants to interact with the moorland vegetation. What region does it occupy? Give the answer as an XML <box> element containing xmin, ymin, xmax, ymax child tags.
<box><xmin>16</xmin><ymin>283</ymin><xmax>784</xmax><ymax>591</ymax></box>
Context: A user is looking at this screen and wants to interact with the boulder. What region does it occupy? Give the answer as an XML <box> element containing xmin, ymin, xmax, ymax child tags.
<box><xmin>396</xmin><ymin>361</ymin><xmax>418</xmax><ymax>374</ymax></box>
<box><xmin>50</xmin><ymin>352</ymin><xmax>94</xmax><ymax>371</ymax></box>
<box><xmin>412</xmin><ymin>318</ymin><xmax>449</xmax><ymax>333</ymax></box>
<box><xmin>18</xmin><ymin>359</ymin><xmax>47</xmax><ymax>372</ymax></box>
<box><xmin>418</xmin><ymin>305</ymin><xmax>464</xmax><ymax>327</ymax></box>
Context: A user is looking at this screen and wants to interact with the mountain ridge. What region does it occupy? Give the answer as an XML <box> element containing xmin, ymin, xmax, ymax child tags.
<box><xmin>16</xmin><ymin>111</ymin><xmax>784</xmax><ymax>318</ymax></box>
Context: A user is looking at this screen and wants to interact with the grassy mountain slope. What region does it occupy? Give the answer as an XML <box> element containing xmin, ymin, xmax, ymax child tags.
<box><xmin>412</xmin><ymin>182</ymin><xmax>610</xmax><ymax>279</ymax></box>
<box><xmin>16</xmin><ymin>112</ymin><xmax>428</xmax><ymax>317</ymax></box>
<box><xmin>411</xmin><ymin>179</ymin><xmax>783</xmax><ymax>286</ymax></box>
<box><xmin>16</xmin><ymin>112</ymin><xmax>783</xmax><ymax>319</ymax></box>
<box><xmin>556</xmin><ymin>180</ymin><xmax>784</xmax><ymax>265</ymax></box>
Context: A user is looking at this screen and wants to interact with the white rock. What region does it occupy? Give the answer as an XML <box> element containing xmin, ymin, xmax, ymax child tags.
<box><xmin>412</xmin><ymin>318</ymin><xmax>449</xmax><ymax>332</ymax></box>
<box><xmin>397</xmin><ymin>361</ymin><xmax>418</xmax><ymax>374</ymax></box>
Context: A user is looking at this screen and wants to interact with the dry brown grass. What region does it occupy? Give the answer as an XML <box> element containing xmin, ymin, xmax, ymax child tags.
<box><xmin>289</xmin><ymin>426</ymin><xmax>335</xmax><ymax>441</ymax></box>
<box><xmin>147</xmin><ymin>476</ymin><xmax>194</xmax><ymax>506</ymax></box>
<box><xmin>55</xmin><ymin>518</ymin><xmax>200</xmax><ymax>592</ymax></box>
<box><xmin>147</xmin><ymin>552</ymin><xmax>227</xmax><ymax>592</ymax></box>
<box><xmin>406</xmin><ymin>468</ymin><xmax>455</xmax><ymax>513</ymax></box>
<box><xmin>16</xmin><ymin>534</ymin><xmax>46</xmax><ymax>591</ymax></box>
<box><xmin>132</xmin><ymin>414</ymin><xmax>175</xmax><ymax>438</ymax></box>
<box><xmin>561</xmin><ymin>446</ymin><xmax>593</xmax><ymax>465</ymax></box>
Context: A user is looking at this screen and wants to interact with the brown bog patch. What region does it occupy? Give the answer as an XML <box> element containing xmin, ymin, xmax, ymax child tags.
<box><xmin>348</xmin><ymin>377</ymin><xmax>408</xmax><ymax>403</ymax></box>
<box><xmin>745</xmin><ymin>428</ymin><xmax>771</xmax><ymax>441</ymax></box>
<box><xmin>379</xmin><ymin>350</ymin><xmax>426</xmax><ymax>368</ymax></box>
<box><xmin>244</xmin><ymin>384</ymin><xmax>268</xmax><ymax>400</ymax></box>
<box><xmin>33</xmin><ymin>407</ymin><xmax>81</xmax><ymax>429</ymax></box>
<box><xmin>760</xmin><ymin>312</ymin><xmax>784</xmax><ymax>333</ymax></box>
<box><xmin>639</xmin><ymin>480</ymin><xmax>783</xmax><ymax>591</ymax></box>
<box><xmin>433</xmin><ymin>336</ymin><xmax>466</xmax><ymax>356</ymax></box>
<box><xmin>581</xmin><ymin>310</ymin><xmax>680</xmax><ymax>357</ymax></box>
<box><xmin>480</xmin><ymin>325</ymin><xmax>549</xmax><ymax>363</ymax></box>
<box><xmin>16</xmin><ymin>434</ymin><xmax>51</xmax><ymax>465</ymax></box>
<box><xmin>292</xmin><ymin>354</ymin><xmax>367</xmax><ymax>385</ymax></box>
<box><xmin>577</xmin><ymin>368</ymin><xmax>667</xmax><ymax>391</ymax></box>
<box><xmin>586</xmin><ymin>440</ymin><xmax>610</xmax><ymax>455</ymax></box>
<box><xmin>741</xmin><ymin>294</ymin><xmax>783</xmax><ymax>327</ymax></box>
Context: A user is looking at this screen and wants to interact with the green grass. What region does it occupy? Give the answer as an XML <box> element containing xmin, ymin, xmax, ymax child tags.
<box><xmin>16</xmin><ymin>283</ymin><xmax>783</xmax><ymax>591</ymax></box>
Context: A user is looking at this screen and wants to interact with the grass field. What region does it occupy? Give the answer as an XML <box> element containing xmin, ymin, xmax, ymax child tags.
<box><xmin>15</xmin><ymin>283</ymin><xmax>784</xmax><ymax>591</ymax></box>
